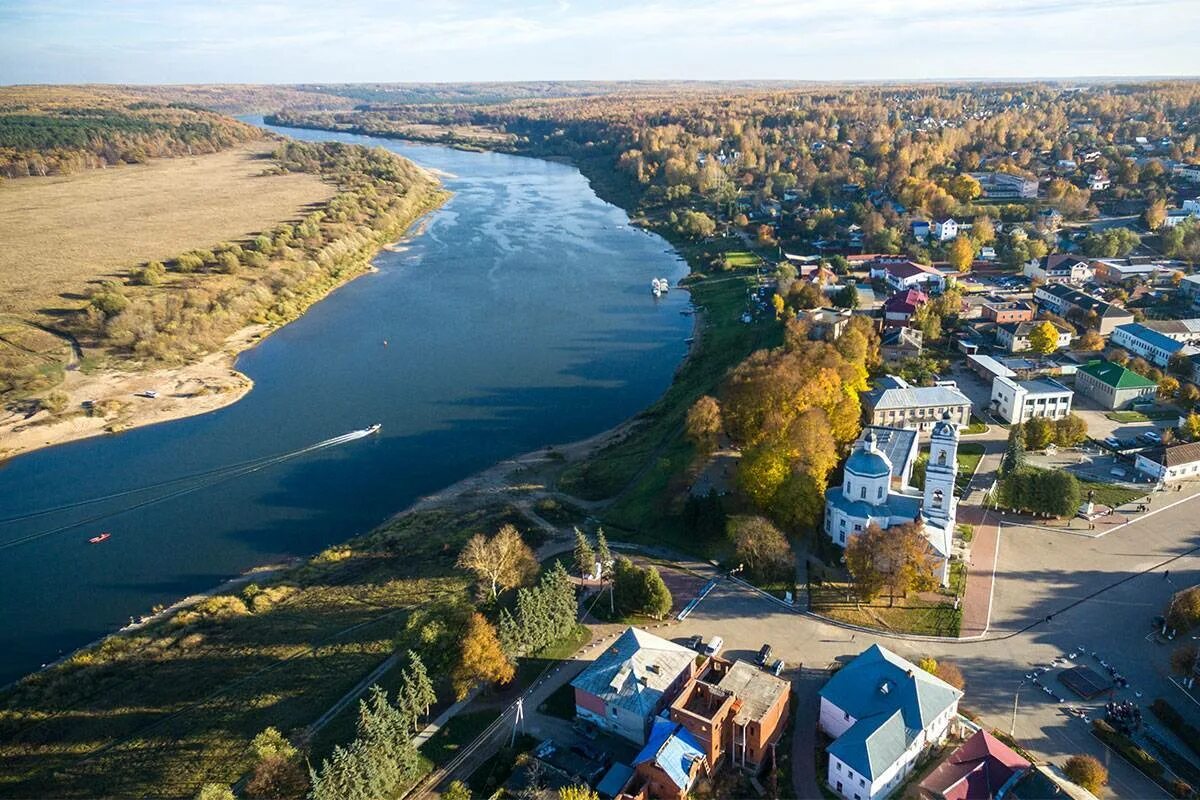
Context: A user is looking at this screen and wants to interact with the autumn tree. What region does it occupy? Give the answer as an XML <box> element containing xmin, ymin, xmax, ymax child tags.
<box><xmin>1052</xmin><ymin>414</ymin><xmax>1088</xmax><ymax>447</ymax></box>
<box><xmin>844</xmin><ymin>524</ymin><xmax>887</xmax><ymax>603</ymax></box>
<box><xmin>453</xmin><ymin>613</ymin><xmax>515</xmax><ymax>699</ymax></box>
<box><xmin>560</xmin><ymin>786</ymin><xmax>600</xmax><ymax>800</ymax></box>
<box><xmin>443</xmin><ymin>781</ymin><xmax>472</xmax><ymax>800</ymax></box>
<box><xmin>1183</xmin><ymin>412</ymin><xmax>1200</xmax><ymax>441</ymax></box>
<box><xmin>456</xmin><ymin>524</ymin><xmax>538</xmax><ymax>599</ymax></box>
<box><xmin>195</xmin><ymin>785</ymin><xmax>236</xmax><ymax>800</ymax></box>
<box><xmin>948</xmin><ymin>236</ymin><xmax>975</xmax><ymax>273</ymax></box>
<box><xmin>1144</xmin><ymin>198</ymin><xmax>1168</xmax><ymax>231</ymax></box>
<box><xmin>1024</xmin><ymin>416</ymin><xmax>1054</xmax><ymax>450</ymax></box>
<box><xmin>971</xmin><ymin>215</ymin><xmax>996</xmax><ymax>245</ymax></box>
<box><xmin>727</xmin><ymin>515</ymin><xmax>793</xmax><ymax>581</ymax></box>
<box><xmin>685</xmin><ymin>395</ymin><xmax>723</xmax><ymax>455</ymax></box>
<box><xmin>1076</xmin><ymin>331</ymin><xmax>1104</xmax><ymax>351</ymax></box>
<box><xmin>935</xmin><ymin>661</ymin><xmax>966</xmax><ymax>690</ymax></box>
<box><xmin>1159</xmin><ymin>376</ymin><xmax>1180</xmax><ymax>401</ymax></box>
<box><xmin>1064</xmin><ymin>755</ymin><xmax>1108</xmax><ymax>794</ymax></box>
<box><xmin>1027</xmin><ymin>321</ymin><xmax>1061</xmax><ymax>355</ymax></box>
<box><xmin>844</xmin><ymin>522</ymin><xmax>936</xmax><ymax>605</ymax></box>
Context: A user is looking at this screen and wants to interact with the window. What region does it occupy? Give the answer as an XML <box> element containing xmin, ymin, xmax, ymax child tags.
<box><xmin>844</xmin><ymin>711</ymin><xmax>851</xmax><ymax>721</ymax></box>
<box><xmin>860</xmin><ymin>487</ymin><xmax>867</xmax><ymax>499</ymax></box>
<box><xmin>877</xmin><ymin>486</ymin><xmax>884</xmax><ymax>499</ymax></box>
<box><xmin>835</xmin><ymin>762</ymin><xmax>841</xmax><ymax>772</ymax></box>
<box><xmin>937</xmin><ymin>450</ymin><xmax>946</xmax><ymax>466</ymax></box>
<box><xmin>932</xmin><ymin>489</ymin><xmax>944</xmax><ymax>509</ymax></box>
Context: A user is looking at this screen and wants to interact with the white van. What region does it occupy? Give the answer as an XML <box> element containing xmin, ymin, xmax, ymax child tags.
<box><xmin>703</xmin><ymin>636</ymin><xmax>724</xmax><ymax>657</ymax></box>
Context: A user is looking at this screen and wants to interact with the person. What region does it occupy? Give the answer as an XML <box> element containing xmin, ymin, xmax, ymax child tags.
<box><xmin>1165</xmin><ymin>570</ymin><xmax>1171</xmax><ymax>580</ymax></box>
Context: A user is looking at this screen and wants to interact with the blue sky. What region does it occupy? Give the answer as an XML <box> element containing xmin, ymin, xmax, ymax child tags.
<box><xmin>1</xmin><ymin>0</ymin><xmax>1196</xmax><ymax>85</ymax></box>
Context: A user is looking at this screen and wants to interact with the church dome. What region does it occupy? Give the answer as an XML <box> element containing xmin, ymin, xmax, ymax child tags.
<box><xmin>845</xmin><ymin>431</ymin><xmax>892</xmax><ymax>478</ymax></box>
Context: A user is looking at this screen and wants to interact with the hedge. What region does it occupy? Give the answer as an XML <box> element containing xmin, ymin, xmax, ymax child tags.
<box><xmin>1092</xmin><ymin>720</ymin><xmax>1194</xmax><ymax>798</ymax></box>
<box><xmin>1152</xmin><ymin>698</ymin><xmax>1200</xmax><ymax>761</ymax></box>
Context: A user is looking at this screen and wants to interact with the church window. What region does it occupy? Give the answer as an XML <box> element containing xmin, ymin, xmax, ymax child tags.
<box><xmin>937</xmin><ymin>450</ymin><xmax>947</xmax><ymax>466</ymax></box>
<box><xmin>860</xmin><ymin>486</ymin><xmax>867</xmax><ymax>499</ymax></box>
<box><xmin>932</xmin><ymin>489</ymin><xmax>943</xmax><ymax>509</ymax></box>
<box><xmin>877</xmin><ymin>486</ymin><xmax>883</xmax><ymax>499</ymax></box>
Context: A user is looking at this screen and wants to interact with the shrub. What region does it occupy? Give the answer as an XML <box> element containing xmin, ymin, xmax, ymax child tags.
<box><xmin>1092</xmin><ymin>719</ymin><xmax>1163</xmax><ymax>778</ymax></box>
<box><xmin>1064</xmin><ymin>754</ymin><xmax>1107</xmax><ymax>793</ymax></box>
<box><xmin>1152</xmin><ymin>698</ymin><xmax>1200</xmax><ymax>760</ymax></box>
<box><xmin>1168</xmin><ymin>587</ymin><xmax>1200</xmax><ymax>632</ymax></box>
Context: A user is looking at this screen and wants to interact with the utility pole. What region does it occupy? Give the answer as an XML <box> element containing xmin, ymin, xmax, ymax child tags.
<box><xmin>510</xmin><ymin>697</ymin><xmax>524</xmax><ymax>748</ymax></box>
<box><xmin>1011</xmin><ymin>680</ymin><xmax>1025</xmax><ymax>738</ymax></box>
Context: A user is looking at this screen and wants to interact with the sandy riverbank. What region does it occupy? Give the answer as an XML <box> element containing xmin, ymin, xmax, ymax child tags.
<box><xmin>0</xmin><ymin>324</ymin><xmax>266</xmax><ymax>461</ymax></box>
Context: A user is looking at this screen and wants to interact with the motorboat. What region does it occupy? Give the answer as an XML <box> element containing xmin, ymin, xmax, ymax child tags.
<box><xmin>88</xmin><ymin>532</ymin><xmax>111</xmax><ymax>544</ymax></box>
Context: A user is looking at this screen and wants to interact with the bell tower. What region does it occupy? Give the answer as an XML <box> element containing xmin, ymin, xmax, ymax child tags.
<box><xmin>923</xmin><ymin>413</ymin><xmax>959</xmax><ymax>525</ymax></box>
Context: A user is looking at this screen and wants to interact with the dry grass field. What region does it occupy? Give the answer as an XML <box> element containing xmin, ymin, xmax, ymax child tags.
<box><xmin>0</xmin><ymin>142</ymin><xmax>333</xmax><ymax>319</ymax></box>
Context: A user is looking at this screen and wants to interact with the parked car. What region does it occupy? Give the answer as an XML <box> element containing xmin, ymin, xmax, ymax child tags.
<box><xmin>1142</xmin><ymin>431</ymin><xmax>1162</xmax><ymax>444</ymax></box>
<box><xmin>703</xmin><ymin>636</ymin><xmax>724</xmax><ymax>657</ymax></box>
<box><xmin>771</xmin><ymin>659</ymin><xmax>785</xmax><ymax>676</ymax></box>
<box><xmin>1104</xmin><ymin>436</ymin><xmax>1122</xmax><ymax>450</ymax></box>
<box><xmin>757</xmin><ymin>643</ymin><xmax>773</xmax><ymax>667</ymax></box>
<box><xmin>684</xmin><ymin>634</ymin><xmax>703</xmax><ymax>652</ymax></box>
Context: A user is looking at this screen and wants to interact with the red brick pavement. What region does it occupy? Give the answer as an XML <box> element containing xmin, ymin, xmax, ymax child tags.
<box><xmin>959</xmin><ymin>504</ymin><xmax>998</xmax><ymax>638</ymax></box>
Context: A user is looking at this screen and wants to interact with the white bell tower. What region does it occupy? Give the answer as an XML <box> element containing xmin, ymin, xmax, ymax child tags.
<box><xmin>923</xmin><ymin>413</ymin><xmax>959</xmax><ymax>525</ymax></box>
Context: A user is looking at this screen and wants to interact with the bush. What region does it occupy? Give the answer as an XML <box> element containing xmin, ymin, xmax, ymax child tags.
<box><xmin>1092</xmin><ymin>719</ymin><xmax>1163</xmax><ymax>778</ymax></box>
<box><xmin>1168</xmin><ymin>587</ymin><xmax>1200</xmax><ymax>632</ymax></box>
<box><xmin>1064</xmin><ymin>754</ymin><xmax>1107</xmax><ymax>793</ymax></box>
<box><xmin>1152</xmin><ymin>698</ymin><xmax>1200</xmax><ymax>760</ymax></box>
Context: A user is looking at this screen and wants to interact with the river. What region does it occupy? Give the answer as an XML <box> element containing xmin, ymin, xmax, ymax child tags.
<box><xmin>0</xmin><ymin>121</ymin><xmax>691</xmax><ymax>686</ymax></box>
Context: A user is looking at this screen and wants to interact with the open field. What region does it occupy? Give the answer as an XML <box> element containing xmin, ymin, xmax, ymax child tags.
<box><xmin>0</xmin><ymin>142</ymin><xmax>333</xmax><ymax>319</ymax></box>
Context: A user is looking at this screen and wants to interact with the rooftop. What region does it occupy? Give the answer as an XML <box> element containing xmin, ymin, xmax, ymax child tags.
<box><xmin>633</xmin><ymin>719</ymin><xmax>706</xmax><ymax>792</ymax></box>
<box><xmin>570</xmin><ymin>628</ymin><xmax>696</xmax><ymax>719</ymax></box>
<box><xmin>918</xmin><ymin>729</ymin><xmax>1030</xmax><ymax>800</ymax></box>
<box><xmin>866</xmin><ymin>377</ymin><xmax>972</xmax><ymax>411</ymax></box>
<box><xmin>1115</xmin><ymin>323</ymin><xmax>1197</xmax><ymax>356</ymax></box>
<box><xmin>864</xmin><ymin>426</ymin><xmax>919</xmax><ymax>480</ymax></box>
<box><xmin>716</xmin><ymin>660</ymin><xmax>790</xmax><ymax>726</ymax></box>
<box><xmin>1077</xmin><ymin>360</ymin><xmax>1156</xmax><ymax>390</ymax></box>
<box><xmin>1142</xmin><ymin>441</ymin><xmax>1200</xmax><ymax>469</ymax></box>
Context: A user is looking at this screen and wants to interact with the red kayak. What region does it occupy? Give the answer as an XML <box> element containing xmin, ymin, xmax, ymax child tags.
<box><xmin>88</xmin><ymin>532</ymin><xmax>111</xmax><ymax>544</ymax></box>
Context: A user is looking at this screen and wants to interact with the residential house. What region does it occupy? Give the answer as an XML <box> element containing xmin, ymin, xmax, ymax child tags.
<box><xmin>669</xmin><ymin>658</ymin><xmax>790</xmax><ymax>773</ymax></box>
<box><xmin>1088</xmin><ymin>172</ymin><xmax>1111</xmax><ymax>191</ymax></box>
<box><xmin>572</xmin><ymin>628</ymin><xmax>699</xmax><ymax>744</ymax></box>
<box><xmin>877</xmin><ymin>261</ymin><xmax>948</xmax><ymax>294</ymax></box>
<box><xmin>989</xmin><ymin>376</ymin><xmax>1073</xmax><ymax>425</ymax></box>
<box><xmin>1036</xmin><ymin>207</ymin><xmax>1064</xmax><ymax>230</ymax></box>
<box><xmin>823</xmin><ymin>421</ymin><xmax>960</xmax><ymax>586</ymax></box>
<box><xmin>1135</xmin><ymin>441</ymin><xmax>1200</xmax><ymax>484</ymax></box>
<box><xmin>803</xmin><ymin>307</ymin><xmax>854</xmax><ymax>340</ymax></box>
<box><xmin>1179</xmin><ymin>164</ymin><xmax>1200</xmax><ymax>183</ymax></box>
<box><xmin>1033</xmin><ymin>284</ymin><xmax>1134</xmax><ymax>335</ymax></box>
<box><xmin>970</xmin><ymin>172</ymin><xmax>1038</xmax><ymax>199</ymax></box>
<box><xmin>1110</xmin><ymin>323</ymin><xmax>1200</xmax><ymax>368</ymax></box>
<box><xmin>932</xmin><ymin>218</ymin><xmax>959</xmax><ymax>242</ymax></box>
<box><xmin>917</xmin><ymin>729</ymin><xmax>1031</xmax><ymax>800</ymax></box>
<box><xmin>995</xmin><ymin>320</ymin><xmax>1072</xmax><ymax>353</ymax></box>
<box><xmin>981</xmin><ymin>300</ymin><xmax>1034</xmax><ymax>325</ymax></box>
<box><xmin>819</xmin><ymin>644</ymin><xmax>964</xmax><ymax>800</ymax></box>
<box><xmin>912</xmin><ymin>220</ymin><xmax>932</xmax><ymax>241</ymax></box>
<box><xmin>1073</xmin><ymin>360</ymin><xmax>1157</xmax><ymax>410</ymax></box>
<box><xmin>1181</xmin><ymin>275</ymin><xmax>1200</xmax><ymax>310</ymax></box>
<box><xmin>881</xmin><ymin>327</ymin><xmax>923</xmax><ymax>364</ymax></box>
<box><xmin>1022</xmin><ymin>254</ymin><xmax>1092</xmax><ymax>284</ymax></box>
<box><xmin>620</xmin><ymin>718</ymin><xmax>708</xmax><ymax>800</ymax></box>
<box><xmin>864</xmin><ymin>376</ymin><xmax>972</xmax><ymax>434</ymax></box>
<box><xmin>883</xmin><ymin>289</ymin><xmax>929</xmax><ymax>328</ymax></box>
<box><xmin>1164</xmin><ymin>208</ymin><xmax>1200</xmax><ymax>228</ymax></box>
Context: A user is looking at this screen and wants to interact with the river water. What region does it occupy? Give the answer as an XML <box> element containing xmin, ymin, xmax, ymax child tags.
<box><xmin>0</xmin><ymin>121</ymin><xmax>690</xmax><ymax>686</ymax></box>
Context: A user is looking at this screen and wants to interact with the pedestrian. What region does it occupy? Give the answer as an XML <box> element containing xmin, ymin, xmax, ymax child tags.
<box><xmin>1165</xmin><ymin>570</ymin><xmax>1170</xmax><ymax>580</ymax></box>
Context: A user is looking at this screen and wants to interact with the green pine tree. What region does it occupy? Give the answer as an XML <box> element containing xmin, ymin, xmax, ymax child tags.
<box><xmin>573</xmin><ymin>528</ymin><xmax>595</xmax><ymax>581</ymax></box>
<box><xmin>595</xmin><ymin>530</ymin><xmax>613</xmax><ymax>583</ymax></box>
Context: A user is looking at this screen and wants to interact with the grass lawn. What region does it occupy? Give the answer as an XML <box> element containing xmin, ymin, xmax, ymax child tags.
<box><xmin>912</xmin><ymin>442</ymin><xmax>985</xmax><ymax>494</ymax></box>
<box><xmin>722</xmin><ymin>250</ymin><xmax>762</xmax><ymax>268</ymax></box>
<box><xmin>964</xmin><ymin>415</ymin><xmax>989</xmax><ymax>435</ymax></box>
<box><xmin>811</xmin><ymin>581</ymin><xmax>962</xmax><ymax>637</ymax></box>
<box><xmin>1106</xmin><ymin>410</ymin><xmax>1176</xmax><ymax>422</ymax></box>
<box><xmin>1079</xmin><ymin>479</ymin><xmax>1144</xmax><ymax>509</ymax></box>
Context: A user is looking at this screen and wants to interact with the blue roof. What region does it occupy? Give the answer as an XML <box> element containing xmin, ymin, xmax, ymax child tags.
<box><xmin>634</xmin><ymin>719</ymin><xmax>705</xmax><ymax>791</ymax></box>
<box><xmin>1116</xmin><ymin>323</ymin><xmax>1190</xmax><ymax>355</ymax></box>
<box><xmin>820</xmin><ymin>645</ymin><xmax>962</xmax><ymax>780</ymax></box>
<box><xmin>846</xmin><ymin>448</ymin><xmax>891</xmax><ymax>478</ymax></box>
<box><xmin>825</xmin><ymin>488</ymin><xmax>922</xmax><ymax>521</ymax></box>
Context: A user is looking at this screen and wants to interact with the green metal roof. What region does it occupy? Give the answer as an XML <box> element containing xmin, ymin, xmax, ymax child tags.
<box><xmin>1077</xmin><ymin>360</ymin><xmax>1157</xmax><ymax>390</ymax></box>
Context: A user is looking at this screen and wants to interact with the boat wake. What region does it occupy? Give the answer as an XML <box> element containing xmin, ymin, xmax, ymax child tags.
<box><xmin>0</xmin><ymin>426</ymin><xmax>381</xmax><ymax>552</ymax></box>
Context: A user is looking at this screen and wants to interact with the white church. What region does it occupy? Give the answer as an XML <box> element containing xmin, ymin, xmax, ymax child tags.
<box><xmin>823</xmin><ymin>414</ymin><xmax>960</xmax><ymax>586</ymax></box>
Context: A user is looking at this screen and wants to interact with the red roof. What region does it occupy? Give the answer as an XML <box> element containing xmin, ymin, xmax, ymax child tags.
<box><xmin>918</xmin><ymin>730</ymin><xmax>1030</xmax><ymax>800</ymax></box>
<box><xmin>884</xmin><ymin>289</ymin><xmax>929</xmax><ymax>314</ymax></box>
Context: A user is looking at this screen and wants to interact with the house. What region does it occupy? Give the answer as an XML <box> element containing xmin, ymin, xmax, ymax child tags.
<box><xmin>1033</xmin><ymin>284</ymin><xmax>1134</xmax><ymax>335</ymax></box>
<box><xmin>668</xmin><ymin>658</ymin><xmax>790</xmax><ymax>773</ymax></box>
<box><xmin>1135</xmin><ymin>441</ymin><xmax>1200</xmax><ymax>484</ymax></box>
<box><xmin>1164</xmin><ymin>208</ymin><xmax>1200</xmax><ymax>228</ymax></box>
<box><xmin>932</xmin><ymin>218</ymin><xmax>959</xmax><ymax>242</ymax></box>
<box><xmin>989</xmin><ymin>376</ymin><xmax>1074</xmax><ymax>425</ymax></box>
<box><xmin>1179</xmin><ymin>164</ymin><xmax>1200</xmax><ymax>183</ymax></box>
<box><xmin>1181</xmin><ymin>275</ymin><xmax>1200</xmax><ymax>309</ymax></box>
<box><xmin>1036</xmin><ymin>207</ymin><xmax>1064</xmax><ymax>230</ymax></box>
<box><xmin>967</xmin><ymin>354</ymin><xmax>1017</xmax><ymax>384</ymax></box>
<box><xmin>912</xmin><ymin>220</ymin><xmax>932</xmax><ymax>241</ymax></box>
<box><xmin>864</xmin><ymin>376</ymin><xmax>972</xmax><ymax>434</ymax></box>
<box><xmin>1073</xmin><ymin>360</ymin><xmax>1157</xmax><ymax>410</ymax></box>
<box><xmin>883</xmin><ymin>289</ymin><xmax>929</xmax><ymax>328</ymax></box>
<box><xmin>819</xmin><ymin>644</ymin><xmax>963</xmax><ymax>800</ymax></box>
<box><xmin>803</xmin><ymin>307</ymin><xmax>854</xmax><ymax>340</ymax></box>
<box><xmin>995</xmin><ymin>320</ymin><xmax>1073</xmax><ymax>354</ymax></box>
<box><xmin>1091</xmin><ymin>257</ymin><xmax>1179</xmax><ymax>284</ymax></box>
<box><xmin>970</xmin><ymin>172</ymin><xmax>1038</xmax><ymax>199</ymax></box>
<box><xmin>881</xmin><ymin>327</ymin><xmax>923</xmax><ymax>364</ymax></box>
<box><xmin>1110</xmin><ymin>323</ymin><xmax>1200</xmax><ymax>368</ymax></box>
<box><xmin>620</xmin><ymin>718</ymin><xmax>708</xmax><ymax>800</ymax></box>
<box><xmin>1088</xmin><ymin>172</ymin><xmax>1110</xmax><ymax>191</ymax></box>
<box><xmin>917</xmin><ymin>729</ymin><xmax>1030</xmax><ymax>800</ymax></box>
<box><xmin>981</xmin><ymin>301</ymin><xmax>1034</xmax><ymax>325</ymax></box>
<box><xmin>572</xmin><ymin>628</ymin><xmax>699</xmax><ymax>744</ymax></box>
<box><xmin>823</xmin><ymin>420</ymin><xmax>960</xmax><ymax>586</ymax></box>
<box><xmin>1022</xmin><ymin>254</ymin><xmax>1092</xmax><ymax>285</ymax></box>
<box><xmin>878</xmin><ymin>261</ymin><xmax>947</xmax><ymax>294</ymax></box>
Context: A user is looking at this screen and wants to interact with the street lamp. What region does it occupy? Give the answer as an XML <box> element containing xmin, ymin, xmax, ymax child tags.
<box><xmin>1011</xmin><ymin>679</ymin><xmax>1027</xmax><ymax>738</ymax></box>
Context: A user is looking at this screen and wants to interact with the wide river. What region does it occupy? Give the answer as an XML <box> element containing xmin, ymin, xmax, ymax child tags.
<box><xmin>0</xmin><ymin>121</ymin><xmax>690</xmax><ymax>686</ymax></box>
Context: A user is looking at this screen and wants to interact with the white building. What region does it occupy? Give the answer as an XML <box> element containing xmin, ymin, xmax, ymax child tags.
<box><xmin>1135</xmin><ymin>442</ymin><xmax>1200</xmax><ymax>485</ymax></box>
<box><xmin>1111</xmin><ymin>323</ymin><xmax>1200</xmax><ymax>368</ymax></box>
<box><xmin>819</xmin><ymin>644</ymin><xmax>963</xmax><ymax>800</ymax></box>
<box><xmin>823</xmin><ymin>420</ymin><xmax>959</xmax><ymax>586</ymax></box>
<box><xmin>1023</xmin><ymin>254</ymin><xmax>1093</xmax><ymax>285</ymax></box>
<box><xmin>995</xmin><ymin>320</ymin><xmax>1073</xmax><ymax>353</ymax></box>
<box><xmin>931</xmin><ymin>218</ymin><xmax>958</xmax><ymax>242</ymax></box>
<box><xmin>990</xmin><ymin>376</ymin><xmax>1074</xmax><ymax>424</ymax></box>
